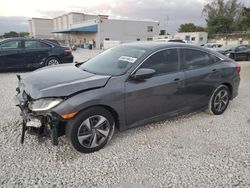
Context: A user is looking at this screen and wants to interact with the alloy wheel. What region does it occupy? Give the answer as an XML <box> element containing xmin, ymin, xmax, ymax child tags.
<box><xmin>47</xmin><ymin>59</ymin><xmax>59</xmax><ymax>66</ymax></box>
<box><xmin>213</xmin><ymin>89</ymin><xmax>229</xmax><ymax>113</ymax></box>
<box><xmin>77</xmin><ymin>115</ymin><xmax>110</xmax><ymax>148</ymax></box>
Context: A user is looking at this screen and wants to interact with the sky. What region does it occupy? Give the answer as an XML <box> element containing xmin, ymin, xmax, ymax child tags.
<box><xmin>0</xmin><ymin>0</ymin><xmax>249</xmax><ymax>34</ymax></box>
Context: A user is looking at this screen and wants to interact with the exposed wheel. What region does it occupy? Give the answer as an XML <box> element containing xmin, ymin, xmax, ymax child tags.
<box><xmin>232</xmin><ymin>53</ymin><xmax>236</xmax><ymax>61</ymax></box>
<box><xmin>207</xmin><ymin>85</ymin><xmax>230</xmax><ymax>115</ymax></box>
<box><xmin>46</xmin><ymin>57</ymin><xmax>60</xmax><ymax>66</ymax></box>
<box><xmin>66</xmin><ymin>107</ymin><xmax>115</xmax><ymax>153</ymax></box>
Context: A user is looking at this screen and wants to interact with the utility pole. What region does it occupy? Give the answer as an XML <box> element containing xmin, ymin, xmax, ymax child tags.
<box><xmin>166</xmin><ymin>15</ymin><xmax>169</xmax><ymax>34</ymax></box>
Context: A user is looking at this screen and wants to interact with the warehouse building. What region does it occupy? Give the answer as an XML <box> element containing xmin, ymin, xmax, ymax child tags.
<box><xmin>28</xmin><ymin>18</ymin><xmax>54</xmax><ymax>38</ymax></box>
<box><xmin>29</xmin><ymin>12</ymin><xmax>160</xmax><ymax>48</ymax></box>
<box><xmin>174</xmin><ymin>32</ymin><xmax>208</xmax><ymax>45</ymax></box>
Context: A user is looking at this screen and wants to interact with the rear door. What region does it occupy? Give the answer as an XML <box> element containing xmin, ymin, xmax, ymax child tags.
<box><xmin>0</xmin><ymin>40</ymin><xmax>24</xmax><ymax>70</ymax></box>
<box><xmin>23</xmin><ymin>40</ymin><xmax>52</xmax><ymax>69</ymax></box>
<box><xmin>180</xmin><ymin>48</ymin><xmax>222</xmax><ymax>109</ymax></box>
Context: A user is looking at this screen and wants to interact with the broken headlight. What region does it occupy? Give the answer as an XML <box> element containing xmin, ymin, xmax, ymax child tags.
<box><xmin>28</xmin><ymin>98</ymin><xmax>63</xmax><ymax>112</ymax></box>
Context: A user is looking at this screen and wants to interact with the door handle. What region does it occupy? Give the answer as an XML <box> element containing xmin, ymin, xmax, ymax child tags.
<box><xmin>174</xmin><ymin>78</ymin><xmax>180</xmax><ymax>82</ymax></box>
<box><xmin>212</xmin><ymin>69</ymin><xmax>217</xmax><ymax>72</ymax></box>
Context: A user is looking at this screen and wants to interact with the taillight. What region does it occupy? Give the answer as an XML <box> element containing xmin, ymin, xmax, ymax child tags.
<box><xmin>233</xmin><ymin>61</ymin><xmax>241</xmax><ymax>73</ymax></box>
<box><xmin>235</xmin><ymin>62</ymin><xmax>241</xmax><ymax>73</ymax></box>
<box><xmin>64</xmin><ymin>48</ymin><xmax>72</xmax><ymax>53</ymax></box>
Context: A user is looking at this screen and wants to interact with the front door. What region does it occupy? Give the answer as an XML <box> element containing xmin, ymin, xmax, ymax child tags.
<box><xmin>0</xmin><ymin>40</ymin><xmax>24</xmax><ymax>70</ymax></box>
<box><xmin>125</xmin><ymin>48</ymin><xmax>186</xmax><ymax>127</ymax></box>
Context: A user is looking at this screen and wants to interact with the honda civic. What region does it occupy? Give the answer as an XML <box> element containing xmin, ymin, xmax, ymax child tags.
<box><xmin>15</xmin><ymin>42</ymin><xmax>240</xmax><ymax>153</ymax></box>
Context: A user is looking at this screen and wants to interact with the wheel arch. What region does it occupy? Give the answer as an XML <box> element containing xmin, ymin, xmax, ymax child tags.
<box><xmin>45</xmin><ymin>55</ymin><xmax>61</xmax><ymax>65</ymax></box>
<box><xmin>77</xmin><ymin>104</ymin><xmax>121</xmax><ymax>131</ymax></box>
<box><xmin>221</xmin><ymin>82</ymin><xmax>233</xmax><ymax>99</ymax></box>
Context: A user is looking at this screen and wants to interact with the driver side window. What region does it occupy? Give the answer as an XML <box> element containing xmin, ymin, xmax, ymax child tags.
<box><xmin>140</xmin><ymin>49</ymin><xmax>179</xmax><ymax>76</ymax></box>
<box><xmin>0</xmin><ymin>40</ymin><xmax>21</xmax><ymax>49</ymax></box>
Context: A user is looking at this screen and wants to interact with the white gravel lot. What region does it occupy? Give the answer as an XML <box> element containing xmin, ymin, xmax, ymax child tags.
<box><xmin>0</xmin><ymin>49</ymin><xmax>250</xmax><ymax>187</ymax></box>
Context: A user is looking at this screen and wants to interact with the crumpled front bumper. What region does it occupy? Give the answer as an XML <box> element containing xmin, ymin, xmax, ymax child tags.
<box><xmin>15</xmin><ymin>77</ymin><xmax>66</xmax><ymax>145</ymax></box>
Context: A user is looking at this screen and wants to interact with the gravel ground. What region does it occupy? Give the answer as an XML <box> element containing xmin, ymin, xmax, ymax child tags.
<box><xmin>0</xmin><ymin>50</ymin><xmax>250</xmax><ymax>187</ymax></box>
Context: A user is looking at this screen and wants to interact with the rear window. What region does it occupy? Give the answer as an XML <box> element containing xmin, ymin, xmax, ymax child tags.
<box><xmin>25</xmin><ymin>40</ymin><xmax>51</xmax><ymax>49</ymax></box>
<box><xmin>181</xmin><ymin>49</ymin><xmax>220</xmax><ymax>70</ymax></box>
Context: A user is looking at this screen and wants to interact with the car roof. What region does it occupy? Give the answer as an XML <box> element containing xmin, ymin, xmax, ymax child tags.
<box><xmin>121</xmin><ymin>41</ymin><xmax>201</xmax><ymax>51</ymax></box>
<box><xmin>120</xmin><ymin>41</ymin><xmax>226</xmax><ymax>60</ymax></box>
<box><xmin>0</xmin><ymin>38</ymin><xmax>59</xmax><ymax>47</ymax></box>
<box><xmin>0</xmin><ymin>38</ymin><xmax>54</xmax><ymax>42</ymax></box>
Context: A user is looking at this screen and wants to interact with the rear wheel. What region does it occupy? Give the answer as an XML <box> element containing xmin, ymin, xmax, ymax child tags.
<box><xmin>46</xmin><ymin>57</ymin><xmax>60</xmax><ymax>66</ymax></box>
<box><xmin>207</xmin><ymin>85</ymin><xmax>230</xmax><ymax>115</ymax></box>
<box><xmin>66</xmin><ymin>107</ymin><xmax>115</xmax><ymax>153</ymax></box>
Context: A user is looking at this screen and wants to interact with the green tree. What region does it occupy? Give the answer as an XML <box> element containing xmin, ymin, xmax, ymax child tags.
<box><xmin>178</xmin><ymin>23</ymin><xmax>206</xmax><ymax>32</ymax></box>
<box><xmin>3</xmin><ymin>31</ymin><xmax>19</xmax><ymax>38</ymax></box>
<box><xmin>237</xmin><ymin>7</ymin><xmax>250</xmax><ymax>32</ymax></box>
<box><xmin>202</xmin><ymin>0</ymin><xmax>242</xmax><ymax>34</ymax></box>
<box><xmin>2</xmin><ymin>31</ymin><xmax>29</xmax><ymax>38</ymax></box>
<box><xmin>19</xmin><ymin>32</ymin><xmax>29</xmax><ymax>37</ymax></box>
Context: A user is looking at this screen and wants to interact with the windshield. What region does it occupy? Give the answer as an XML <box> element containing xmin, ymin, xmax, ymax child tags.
<box><xmin>220</xmin><ymin>45</ymin><xmax>237</xmax><ymax>51</ymax></box>
<box><xmin>79</xmin><ymin>45</ymin><xmax>146</xmax><ymax>76</ymax></box>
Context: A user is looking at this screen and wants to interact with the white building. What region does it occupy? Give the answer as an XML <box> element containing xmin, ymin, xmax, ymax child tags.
<box><xmin>174</xmin><ymin>32</ymin><xmax>208</xmax><ymax>45</ymax></box>
<box><xmin>28</xmin><ymin>18</ymin><xmax>54</xmax><ymax>38</ymax></box>
<box><xmin>29</xmin><ymin>12</ymin><xmax>160</xmax><ymax>48</ymax></box>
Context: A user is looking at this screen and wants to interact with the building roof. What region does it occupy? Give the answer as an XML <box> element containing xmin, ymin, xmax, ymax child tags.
<box><xmin>53</xmin><ymin>24</ymin><xmax>98</xmax><ymax>33</ymax></box>
<box><xmin>30</xmin><ymin>18</ymin><xmax>53</xmax><ymax>20</ymax></box>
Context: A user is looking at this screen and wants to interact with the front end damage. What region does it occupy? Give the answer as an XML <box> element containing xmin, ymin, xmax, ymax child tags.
<box><xmin>15</xmin><ymin>75</ymin><xmax>66</xmax><ymax>145</ymax></box>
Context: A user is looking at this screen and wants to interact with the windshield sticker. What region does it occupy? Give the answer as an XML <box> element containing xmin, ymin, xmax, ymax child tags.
<box><xmin>118</xmin><ymin>56</ymin><xmax>137</xmax><ymax>63</ymax></box>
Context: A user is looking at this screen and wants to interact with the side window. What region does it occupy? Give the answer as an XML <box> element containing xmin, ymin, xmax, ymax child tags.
<box><xmin>236</xmin><ymin>45</ymin><xmax>247</xmax><ymax>52</ymax></box>
<box><xmin>209</xmin><ymin>54</ymin><xmax>221</xmax><ymax>64</ymax></box>
<box><xmin>25</xmin><ymin>41</ymin><xmax>50</xmax><ymax>49</ymax></box>
<box><xmin>0</xmin><ymin>41</ymin><xmax>20</xmax><ymax>49</ymax></box>
<box><xmin>140</xmin><ymin>49</ymin><xmax>179</xmax><ymax>76</ymax></box>
<box><xmin>181</xmin><ymin>49</ymin><xmax>218</xmax><ymax>70</ymax></box>
<box><xmin>147</xmin><ymin>26</ymin><xmax>153</xmax><ymax>32</ymax></box>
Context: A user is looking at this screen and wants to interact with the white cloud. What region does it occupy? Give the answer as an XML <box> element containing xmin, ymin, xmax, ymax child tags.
<box><xmin>0</xmin><ymin>0</ymin><xmax>249</xmax><ymax>33</ymax></box>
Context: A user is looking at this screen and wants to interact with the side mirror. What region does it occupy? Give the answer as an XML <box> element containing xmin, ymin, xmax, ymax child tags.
<box><xmin>132</xmin><ymin>68</ymin><xmax>155</xmax><ymax>80</ymax></box>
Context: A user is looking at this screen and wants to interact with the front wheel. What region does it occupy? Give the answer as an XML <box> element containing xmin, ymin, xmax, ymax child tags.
<box><xmin>207</xmin><ymin>85</ymin><xmax>230</xmax><ymax>115</ymax></box>
<box><xmin>66</xmin><ymin>107</ymin><xmax>115</xmax><ymax>153</ymax></box>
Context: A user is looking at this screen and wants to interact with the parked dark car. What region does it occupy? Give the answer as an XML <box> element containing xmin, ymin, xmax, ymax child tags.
<box><xmin>216</xmin><ymin>44</ymin><xmax>250</xmax><ymax>61</ymax></box>
<box><xmin>0</xmin><ymin>38</ymin><xmax>73</xmax><ymax>71</ymax></box>
<box><xmin>202</xmin><ymin>43</ymin><xmax>223</xmax><ymax>49</ymax></box>
<box><xmin>15</xmin><ymin>42</ymin><xmax>240</xmax><ymax>153</ymax></box>
<box><xmin>168</xmin><ymin>39</ymin><xmax>186</xmax><ymax>43</ymax></box>
<box><xmin>155</xmin><ymin>39</ymin><xmax>186</xmax><ymax>43</ymax></box>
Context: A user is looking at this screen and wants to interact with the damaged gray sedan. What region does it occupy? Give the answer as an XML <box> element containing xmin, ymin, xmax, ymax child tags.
<box><xmin>15</xmin><ymin>42</ymin><xmax>240</xmax><ymax>153</ymax></box>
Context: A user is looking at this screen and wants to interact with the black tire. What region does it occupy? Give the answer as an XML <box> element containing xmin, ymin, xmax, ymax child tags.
<box><xmin>45</xmin><ymin>57</ymin><xmax>61</xmax><ymax>66</ymax></box>
<box><xmin>232</xmin><ymin>53</ymin><xmax>236</xmax><ymax>61</ymax></box>
<box><xmin>66</xmin><ymin>107</ymin><xmax>115</xmax><ymax>153</ymax></box>
<box><xmin>207</xmin><ymin>85</ymin><xmax>231</xmax><ymax>115</ymax></box>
